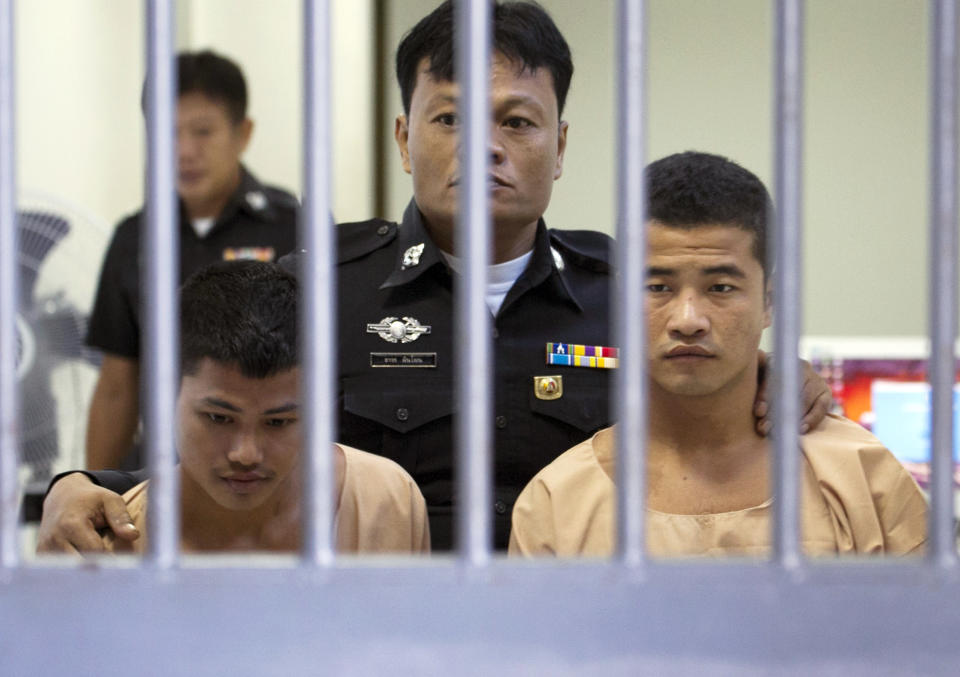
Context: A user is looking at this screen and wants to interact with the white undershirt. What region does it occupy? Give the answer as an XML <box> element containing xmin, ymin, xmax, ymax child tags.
<box><xmin>440</xmin><ymin>249</ymin><xmax>533</xmax><ymax>316</ymax></box>
<box><xmin>191</xmin><ymin>217</ymin><xmax>215</xmax><ymax>239</ymax></box>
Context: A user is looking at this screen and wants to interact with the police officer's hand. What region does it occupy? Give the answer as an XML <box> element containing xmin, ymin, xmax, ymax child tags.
<box><xmin>753</xmin><ymin>352</ymin><xmax>833</xmax><ymax>437</ymax></box>
<box><xmin>35</xmin><ymin>473</ymin><xmax>139</xmax><ymax>555</ymax></box>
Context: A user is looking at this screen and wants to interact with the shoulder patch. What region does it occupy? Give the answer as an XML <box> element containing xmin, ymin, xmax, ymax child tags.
<box><xmin>548</xmin><ymin>229</ymin><xmax>614</xmax><ymax>273</ymax></box>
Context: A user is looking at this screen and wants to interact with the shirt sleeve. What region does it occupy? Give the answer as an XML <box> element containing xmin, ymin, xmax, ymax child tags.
<box><xmin>86</xmin><ymin>224</ymin><xmax>141</xmax><ymax>358</ymax></box>
<box><xmin>508</xmin><ymin>476</ymin><xmax>557</xmax><ymax>557</ymax></box>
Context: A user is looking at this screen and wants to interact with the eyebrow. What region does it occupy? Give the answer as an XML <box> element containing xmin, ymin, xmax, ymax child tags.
<box><xmin>199</xmin><ymin>398</ymin><xmax>299</xmax><ymax>416</ymax></box>
<box><xmin>646</xmin><ymin>265</ymin><xmax>747</xmax><ymax>278</ymax></box>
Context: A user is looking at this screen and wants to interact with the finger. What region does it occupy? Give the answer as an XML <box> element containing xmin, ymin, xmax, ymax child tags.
<box><xmin>755</xmin><ymin>418</ymin><xmax>772</xmax><ymax>438</ymax></box>
<box><xmin>103</xmin><ymin>495</ymin><xmax>140</xmax><ymax>542</ymax></box>
<box><xmin>64</xmin><ymin>521</ymin><xmax>109</xmax><ymax>553</ymax></box>
<box><xmin>800</xmin><ymin>391</ymin><xmax>832</xmax><ymax>434</ymax></box>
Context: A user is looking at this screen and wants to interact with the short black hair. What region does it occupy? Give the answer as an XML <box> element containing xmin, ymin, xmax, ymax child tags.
<box><xmin>142</xmin><ymin>49</ymin><xmax>248</xmax><ymax>123</ymax></box>
<box><xmin>646</xmin><ymin>151</ymin><xmax>773</xmax><ymax>277</ymax></box>
<box><xmin>180</xmin><ymin>261</ymin><xmax>298</xmax><ymax>380</ymax></box>
<box><xmin>395</xmin><ymin>1</ymin><xmax>573</xmax><ymax>117</ymax></box>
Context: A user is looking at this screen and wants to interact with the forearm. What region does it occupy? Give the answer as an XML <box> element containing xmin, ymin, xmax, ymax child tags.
<box><xmin>85</xmin><ymin>358</ymin><xmax>140</xmax><ymax>469</ymax></box>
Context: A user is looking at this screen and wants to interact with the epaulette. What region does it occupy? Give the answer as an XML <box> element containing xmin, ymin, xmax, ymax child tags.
<box><xmin>337</xmin><ymin>218</ymin><xmax>398</xmax><ymax>263</ymax></box>
<box><xmin>548</xmin><ymin>229</ymin><xmax>614</xmax><ymax>273</ymax></box>
<box><xmin>262</xmin><ymin>186</ymin><xmax>300</xmax><ymax>211</ymax></box>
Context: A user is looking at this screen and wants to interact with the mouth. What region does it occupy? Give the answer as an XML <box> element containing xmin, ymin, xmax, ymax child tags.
<box><xmin>179</xmin><ymin>170</ymin><xmax>204</xmax><ymax>184</ymax></box>
<box><xmin>664</xmin><ymin>345</ymin><xmax>715</xmax><ymax>359</ymax></box>
<box><xmin>449</xmin><ymin>175</ymin><xmax>511</xmax><ymax>189</ymax></box>
<box><xmin>220</xmin><ymin>472</ymin><xmax>271</xmax><ymax>494</ymax></box>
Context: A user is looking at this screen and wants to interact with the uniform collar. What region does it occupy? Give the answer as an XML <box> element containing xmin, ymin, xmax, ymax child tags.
<box><xmin>379</xmin><ymin>200</ymin><xmax>447</xmax><ymax>289</ymax></box>
<box><xmin>179</xmin><ymin>165</ymin><xmax>276</xmax><ymax>234</ymax></box>
<box><xmin>379</xmin><ymin>199</ymin><xmax>583</xmax><ymax>313</ymax></box>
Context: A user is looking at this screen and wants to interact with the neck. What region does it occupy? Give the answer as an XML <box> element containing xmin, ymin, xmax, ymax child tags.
<box><xmin>183</xmin><ymin>167</ymin><xmax>241</xmax><ymax>220</ymax></box>
<box><xmin>179</xmin><ymin>464</ymin><xmax>302</xmax><ymax>552</ymax></box>
<box><xmin>423</xmin><ymin>216</ymin><xmax>538</xmax><ymax>264</ymax></box>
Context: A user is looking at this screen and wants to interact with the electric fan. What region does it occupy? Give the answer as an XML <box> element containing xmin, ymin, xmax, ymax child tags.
<box><xmin>15</xmin><ymin>190</ymin><xmax>110</xmax><ymax>520</ymax></box>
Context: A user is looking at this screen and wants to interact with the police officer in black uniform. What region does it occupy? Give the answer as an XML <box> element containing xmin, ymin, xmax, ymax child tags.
<box><xmin>38</xmin><ymin>2</ymin><xmax>829</xmax><ymax>554</ymax></box>
<box><xmin>84</xmin><ymin>50</ymin><xmax>298</xmax><ymax>471</ymax></box>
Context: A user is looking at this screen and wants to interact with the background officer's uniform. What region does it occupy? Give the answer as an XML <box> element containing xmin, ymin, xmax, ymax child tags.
<box><xmin>86</xmin><ymin>167</ymin><xmax>298</xmax><ymax>360</ymax></box>
<box><xmin>74</xmin><ymin>199</ymin><xmax>613</xmax><ymax>551</ymax></box>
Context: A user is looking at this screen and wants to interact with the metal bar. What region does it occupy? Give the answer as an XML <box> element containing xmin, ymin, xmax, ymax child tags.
<box><xmin>614</xmin><ymin>0</ymin><xmax>647</xmax><ymax>568</ymax></box>
<box><xmin>928</xmin><ymin>0</ymin><xmax>958</xmax><ymax>569</ymax></box>
<box><xmin>455</xmin><ymin>0</ymin><xmax>492</xmax><ymax>565</ymax></box>
<box><xmin>143</xmin><ymin>0</ymin><xmax>179</xmax><ymax>569</ymax></box>
<box><xmin>301</xmin><ymin>0</ymin><xmax>336</xmax><ymax>566</ymax></box>
<box><xmin>772</xmin><ymin>0</ymin><xmax>804</xmax><ymax>569</ymax></box>
<box><xmin>0</xmin><ymin>0</ymin><xmax>18</xmax><ymax>570</ymax></box>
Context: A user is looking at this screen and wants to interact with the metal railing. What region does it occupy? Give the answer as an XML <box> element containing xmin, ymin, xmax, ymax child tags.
<box><xmin>0</xmin><ymin>0</ymin><xmax>959</xmax><ymax>673</ymax></box>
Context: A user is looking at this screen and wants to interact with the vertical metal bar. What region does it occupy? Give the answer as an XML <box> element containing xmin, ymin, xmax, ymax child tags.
<box><xmin>615</xmin><ymin>0</ymin><xmax>647</xmax><ymax>569</ymax></box>
<box><xmin>301</xmin><ymin>0</ymin><xmax>335</xmax><ymax>566</ymax></box>
<box><xmin>455</xmin><ymin>0</ymin><xmax>492</xmax><ymax>565</ymax></box>
<box><xmin>772</xmin><ymin>0</ymin><xmax>804</xmax><ymax>569</ymax></box>
<box><xmin>144</xmin><ymin>0</ymin><xmax>179</xmax><ymax>569</ymax></box>
<box><xmin>0</xmin><ymin>0</ymin><xmax>18</xmax><ymax>570</ymax></box>
<box><xmin>928</xmin><ymin>0</ymin><xmax>958</xmax><ymax>569</ymax></box>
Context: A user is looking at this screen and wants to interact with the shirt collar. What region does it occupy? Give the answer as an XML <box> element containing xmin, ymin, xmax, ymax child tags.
<box><xmin>379</xmin><ymin>200</ymin><xmax>447</xmax><ymax>289</ymax></box>
<box><xmin>379</xmin><ymin>199</ymin><xmax>583</xmax><ymax>313</ymax></box>
<box><xmin>179</xmin><ymin>165</ymin><xmax>276</xmax><ymax>234</ymax></box>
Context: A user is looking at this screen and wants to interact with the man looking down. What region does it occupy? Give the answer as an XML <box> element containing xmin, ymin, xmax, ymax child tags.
<box><xmin>87</xmin><ymin>261</ymin><xmax>428</xmax><ymax>555</ymax></box>
<box><xmin>509</xmin><ymin>152</ymin><xmax>927</xmax><ymax>558</ymax></box>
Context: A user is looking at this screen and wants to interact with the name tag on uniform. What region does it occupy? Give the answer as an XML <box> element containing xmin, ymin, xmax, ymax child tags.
<box><xmin>370</xmin><ymin>352</ymin><xmax>437</xmax><ymax>368</ymax></box>
<box><xmin>546</xmin><ymin>342</ymin><xmax>619</xmax><ymax>369</ymax></box>
<box><xmin>223</xmin><ymin>246</ymin><xmax>276</xmax><ymax>262</ymax></box>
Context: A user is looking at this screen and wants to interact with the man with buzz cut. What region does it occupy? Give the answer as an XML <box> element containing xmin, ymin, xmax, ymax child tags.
<box><xmin>85</xmin><ymin>50</ymin><xmax>298</xmax><ymax>472</ymax></box>
<box><xmin>510</xmin><ymin>151</ymin><xmax>928</xmax><ymax>558</ymax></box>
<box><xmin>38</xmin><ymin>2</ymin><xmax>831</xmax><ymax>554</ymax></box>
<box><xmin>90</xmin><ymin>260</ymin><xmax>429</xmax><ymax>555</ymax></box>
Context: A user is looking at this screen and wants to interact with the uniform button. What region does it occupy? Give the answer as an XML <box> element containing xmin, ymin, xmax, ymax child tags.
<box><xmin>377</xmin><ymin>224</ymin><xmax>389</xmax><ymax>236</ymax></box>
<box><xmin>495</xmin><ymin>415</ymin><xmax>507</xmax><ymax>429</ymax></box>
<box><xmin>494</xmin><ymin>500</ymin><xmax>507</xmax><ymax>515</ymax></box>
<box><xmin>396</xmin><ymin>407</ymin><xmax>409</xmax><ymax>422</ymax></box>
<box><xmin>492</xmin><ymin>328</ymin><xmax>499</xmax><ymax>339</ymax></box>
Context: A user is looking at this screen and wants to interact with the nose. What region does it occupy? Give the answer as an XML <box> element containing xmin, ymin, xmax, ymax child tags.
<box><xmin>227</xmin><ymin>429</ymin><xmax>263</xmax><ymax>467</ymax></box>
<box><xmin>489</xmin><ymin>127</ymin><xmax>505</xmax><ymax>165</ymax></box>
<box><xmin>665</xmin><ymin>293</ymin><xmax>710</xmax><ymax>338</ymax></box>
<box><xmin>177</xmin><ymin>130</ymin><xmax>197</xmax><ymax>163</ymax></box>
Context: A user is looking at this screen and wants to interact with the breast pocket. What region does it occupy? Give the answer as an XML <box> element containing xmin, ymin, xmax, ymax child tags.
<box><xmin>340</xmin><ymin>373</ymin><xmax>455</xmax><ymax>478</ymax></box>
<box><xmin>527</xmin><ymin>370</ymin><xmax>612</xmax><ymax>442</ymax></box>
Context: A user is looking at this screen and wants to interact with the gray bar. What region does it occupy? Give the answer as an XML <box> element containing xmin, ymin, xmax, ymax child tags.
<box><xmin>928</xmin><ymin>0</ymin><xmax>958</xmax><ymax>568</ymax></box>
<box><xmin>455</xmin><ymin>0</ymin><xmax>492</xmax><ymax>565</ymax></box>
<box><xmin>772</xmin><ymin>0</ymin><xmax>803</xmax><ymax>569</ymax></box>
<box><xmin>615</xmin><ymin>0</ymin><xmax>647</xmax><ymax>568</ymax></box>
<box><xmin>144</xmin><ymin>0</ymin><xmax>179</xmax><ymax>569</ymax></box>
<box><xmin>0</xmin><ymin>0</ymin><xmax>18</xmax><ymax>569</ymax></box>
<box><xmin>301</xmin><ymin>0</ymin><xmax>336</xmax><ymax>566</ymax></box>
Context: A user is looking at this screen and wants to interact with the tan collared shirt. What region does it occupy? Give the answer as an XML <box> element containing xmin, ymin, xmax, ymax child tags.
<box><xmin>509</xmin><ymin>415</ymin><xmax>928</xmax><ymax>558</ymax></box>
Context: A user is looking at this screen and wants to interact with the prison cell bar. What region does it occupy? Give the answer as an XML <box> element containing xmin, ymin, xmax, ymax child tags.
<box><xmin>928</xmin><ymin>0</ymin><xmax>958</xmax><ymax>569</ymax></box>
<box><xmin>0</xmin><ymin>0</ymin><xmax>17</xmax><ymax>571</ymax></box>
<box><xmin>772</xmin><ymin>0</ymin><xmax>804</xmax><ymax>569</ymax></box>
<box><xmin>614</xmin><ymin>0</ymin><xmax>647</xmax><ymax>569</ymax></box>
<box><xmin>301</xmin><ymin>0</ymin><xmax>337</xmax><ymax>567</ymax></box>
<box><xmin>143</xmin><ymin>0</ymin><xmax>180</xmax><ymax>569</ymax></box>
<box><xmin>455</xmin><ymin>0</ymin><xmax>493</xmax><ymax>566</ymax></box>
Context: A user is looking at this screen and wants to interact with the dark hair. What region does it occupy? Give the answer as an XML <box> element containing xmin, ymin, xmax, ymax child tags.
<box><xmin>395</xmin><ymin>1</ymin><xmax>573</xmax><ymax>117</ymax></box>
<box><xmin>180</xmin><ymin>261</ymin><xmax>298</xmax><ymax>379</ymax></box>
<box><xmin>142</xmin><ymin>50</ymin><xmax>248</xmax><ymax>123</ymax></box>
<box><xmin>646</xmin><ymin>151</ymin><xmax>773</xmax><ymax>277</ymax></box>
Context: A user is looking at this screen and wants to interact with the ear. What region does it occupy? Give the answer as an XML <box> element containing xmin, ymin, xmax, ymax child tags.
<box><xmin>394</xmin><ymin>115</ymin><xmax>412</xmax><ymax>175</ymax></box>
<box><xmin>235</xmin><ymin>117</ymin><xmax>254</xmax><ymax>153</ymax></box>
<box><xmin>763</xmin><ymin>278</ymin><xmax>773</xmax><ymax>329</ymax></box>
<box><xmin>554</xmin><ymin>120</ymin><xmax>569</xmax><ymax>180</ymax></box>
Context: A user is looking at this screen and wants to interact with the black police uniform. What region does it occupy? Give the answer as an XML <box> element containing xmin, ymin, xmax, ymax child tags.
<box><xmin>86</xmin><ymin>167</ymin><xmax>298</xmax><ymax>359</ymax></box>
<box><xmin>71</xmin><ymin>199</ymin><xmax>613</xmax><ymax>551</ymax></box>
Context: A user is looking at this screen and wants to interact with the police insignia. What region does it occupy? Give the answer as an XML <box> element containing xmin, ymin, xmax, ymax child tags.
<box><xmin>222</xmin><ymin>247</ymin><xmax>276</xmax><ymax>262</ymax></box>
<box><xmin>245</xmin><ymin>191</ymin><xmax>268</xmax><ymax>210</ymax></box>
<box><xmin>546</xmin><ymin>342</ymin><xmax>619</xmax><ymax>368</ymax></box>
<box><xmin>534</xmin><ymin>375</ymin><xmax>563</xmax><ymax>400</ymax></box>
<box><xmin>367</xmin><ymin>316</ymin><xmax>431</xmax><ymax>343</ymax></box>
<box><xmin>402</xmin><ymin>243</ymin><xmax>425</xmax><ymax>268</ymax></box>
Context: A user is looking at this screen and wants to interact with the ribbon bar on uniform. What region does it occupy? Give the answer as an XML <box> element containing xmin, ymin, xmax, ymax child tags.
<box><xmin>546</xmin><ymin>342</ymin><xmax>619</xmax><ymax>369</ymax></box>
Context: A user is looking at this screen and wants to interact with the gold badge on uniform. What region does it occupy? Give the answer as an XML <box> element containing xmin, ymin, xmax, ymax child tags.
<box><xmin>534</xmin><ymin>375</ymin><xmax>563</xmax><ymax>400</ymax></box>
